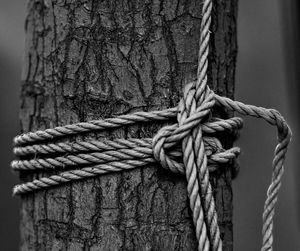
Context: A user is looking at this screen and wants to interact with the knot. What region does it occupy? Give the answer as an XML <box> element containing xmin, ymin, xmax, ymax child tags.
<box><xmin>152</xmin><ymin>127</ymin><xmax>240</xmax><ymax>174</ymax></box>
<box><xmin>152</xmin><ymin>83</ymin><xmax>240</xmax><ymax>176</ymax></box>
<box><xmin>152</xmin><ymin>82</ymin><xmax>238</xmax><ymax>251</ymax></box>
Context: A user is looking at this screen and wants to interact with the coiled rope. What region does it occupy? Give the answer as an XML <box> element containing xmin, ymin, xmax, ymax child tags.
<box><xmin>12</xmin><ymin>0</ymin><xmax>291</xmax><ymax>250</ymax></box>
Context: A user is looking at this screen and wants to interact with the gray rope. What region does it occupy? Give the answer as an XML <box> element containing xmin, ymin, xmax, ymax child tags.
<box><xmin>11</xmin><ymin>0</ymin><xmax>292</xmax><ymax>250</ymax></box>
<box><xmin>11</xmin><ymin>137</ymin><xmax>240</xmax><ymax>172</ymax></box>
<box><xmin>13</xmin><ymin>108</ymin><xmax>178</xmax><ymax>146</ymax></box>
<box><xmin>215</xmin><ymin>94</ymin><xmax>292</xmax><ymax>251</ymax></box>
<box><xmin>13</xmin><ymin>112</ymin><xmax>242</xmax><ymax>147</ymax></box>
<box><xmin>13</xmin><ymin>117</ymin><xmax>243</xmax><ymax>156</ymax></box>
<box><xmin>13</xmin><ymin>146</ymin><xmax>240</xmax><ymax>195</ymax></box>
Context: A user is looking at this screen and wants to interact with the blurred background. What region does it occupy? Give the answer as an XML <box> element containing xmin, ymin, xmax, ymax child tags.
<box><xmin>0</xmin><ymin>0</ymin><xmax>299</xmax><ymax>250</ymax></box>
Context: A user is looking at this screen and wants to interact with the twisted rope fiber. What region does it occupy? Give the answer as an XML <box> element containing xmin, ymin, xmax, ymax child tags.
<box><xmin>12</xmin><ymin>0</ymin><xmax>292</xmax><ymax>250</ymax></box>
<box><xmin>11</xmin><ymin>137</ymin><xmax>240</xmax><ymax>172</ymax></box>
<box><xmin>12</xmin><ymin>138</ymin><xmax>240</xmax><ymax>194</ymax></box>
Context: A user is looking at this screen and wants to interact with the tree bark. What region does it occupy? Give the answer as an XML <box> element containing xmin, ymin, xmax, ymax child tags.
<box><xmin>19</xmin><ymin>0</ymin><xmax>237</xmax><ymax>250</ymax></box>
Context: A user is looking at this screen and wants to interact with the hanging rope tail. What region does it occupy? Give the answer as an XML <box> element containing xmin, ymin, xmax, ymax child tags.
<box><xmin>12</xmin><ymin>0</ymin><xmax>292</xmax><ymax>250</ymax></box>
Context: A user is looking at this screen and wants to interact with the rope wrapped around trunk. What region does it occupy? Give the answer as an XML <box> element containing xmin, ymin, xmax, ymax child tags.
<box><xmin>12</xmin><ymin>1</ymin><xmax>292</xmax><ymax>250</ymax></box>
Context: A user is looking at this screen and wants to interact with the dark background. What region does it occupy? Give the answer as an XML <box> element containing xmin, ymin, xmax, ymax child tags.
<box><xmin>0</xmin><ymin>0</ymin><xmax>299</xmax><ymax>250</ymax></box>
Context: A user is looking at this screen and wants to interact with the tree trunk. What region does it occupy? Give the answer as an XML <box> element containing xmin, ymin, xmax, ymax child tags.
<box><xmin>19</xmin><ymin>0</ymin><xmax>237</xmax><ymax>250</ymax></box>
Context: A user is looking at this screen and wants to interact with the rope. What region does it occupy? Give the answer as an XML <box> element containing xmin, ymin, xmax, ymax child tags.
<box><xmin>11</xmin><ymin>138</ymin><xmax>240</xmax><ymax>172</ymax></box>
<box><xmin>12</xmin><ymin>0</ymin><xmax>292</xmax><ymax>250</ymax></box>
<box><xmin>13</xmin><ymin>117</ymin><xmax>242</xmax><ymax>156</ymax></box>
<box><xmin>13</xmin><ymin>139</ymin><xmax>240</xmax><ymax>195</ymax></box>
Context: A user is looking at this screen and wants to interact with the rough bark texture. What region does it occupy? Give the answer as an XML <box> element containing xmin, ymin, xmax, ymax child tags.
<box><xmin>19</xmin><ymin>0</ymin><xmax>238</xmax><ymax>250</ymax></box>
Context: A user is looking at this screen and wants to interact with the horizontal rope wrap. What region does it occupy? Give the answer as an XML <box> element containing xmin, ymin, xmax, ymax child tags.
<box><xmin>12</xmin><ymin>105</ymin><xmax>242</xmax><ymax>195</ymax></box>
<box><xmin>11</xmin><ymin>137</ymin><xmax>240</xmax><ymax>172</ymax></box>
<box><xmin>12</xmin><ymin>88</ymin><xmax>291</xmax><ymax>251</ymax></box>
<box><xmin>13</xmin><ymin>117</ymin><xmax>243</xmax><ymax>156</ymax></box>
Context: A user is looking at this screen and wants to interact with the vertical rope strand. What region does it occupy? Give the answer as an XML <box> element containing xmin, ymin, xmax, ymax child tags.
<box><xmin>194</xmin><ymin>0</ymin><xmax>222</xmax><ymax>250</ymax></box>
